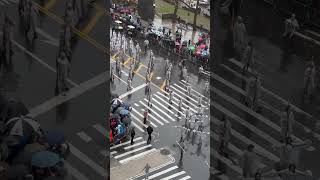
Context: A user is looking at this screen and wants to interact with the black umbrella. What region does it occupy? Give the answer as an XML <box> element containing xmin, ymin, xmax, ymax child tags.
<box><xmin>6</xmin><ymin>116</ymin><xmax>40</xmax><ymax>138</ymax></box>
<box><xmin>1</xmin><ymin>99</ymin><xmax>29</xmax><ymax>122</ymax></box>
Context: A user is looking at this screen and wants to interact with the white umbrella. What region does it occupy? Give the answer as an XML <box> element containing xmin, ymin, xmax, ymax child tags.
<box><xmin>6</xmin><ymin>116</ymin><xmax>40</xmax><ymax>137</ymax></box>
<box><xmin>115</xmin><ymin>20</ymin><xmax>122</xmax><ymax>24</ymax></box>
<box><xmin>128</xmin><ymin>25</ymin><xmax>135</xmax><ymax>29</ymax></box>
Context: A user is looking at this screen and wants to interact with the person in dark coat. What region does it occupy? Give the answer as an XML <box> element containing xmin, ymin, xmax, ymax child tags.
<box><xmin>146</xmin><ymin>125</ymin><xmax>153</xmax><ymax>144</ymax></box>
<box><xmin>130</xmin><ymin>127</ymin><xmax>135</xmax><ymax>145</ymax></box>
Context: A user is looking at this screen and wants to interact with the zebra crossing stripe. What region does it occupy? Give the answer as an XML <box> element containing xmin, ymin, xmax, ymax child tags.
<box><xmin>110</xmin><ymin>151</ymin><xmax>117</xmax><ymax>155</ymax></box>
<box><xmin>213</xmin><ymin>101</ymin><xmax>281</xmax><ymax>146</ymax></box>
<box><xmin>143</xmin><ymin>165</ymin><xmax>178</xmax><ymax>180</ymax></box>
<box><xmin>68</xmin><ymin>143</ymin><xmax>106</xmax><ymax>177</ymax></box>
<box><xmin>92</xmin><ymin>124</ymin><xmax>106</xmax><ymax>136</ymax></box>
<box><xmin>124</xmin><ymin>140</ymin><xmax>147</xmax><ymax>150</ymax></box>
<box><xmin>212</xmin><ymin>85</ymin><xmax>315</xmax><ymax>151</ymax></box>
<box><xmin>143</xmin><ymin>98</ymin><xmax>175</xmax><ymax>122</ymax></box>
<box><xmin>140</xmin><ymin>100</ymin><xmax>170</xmax><ymax>123</ymax></box>
<box><xmin>131</xmin><ymin>108</ymin><xmax>157</xmax><ymax>127</ymax></box>
<box><xmin>151</xmin><ymin>96</ymin><xmax>175</xmax><ymax>115</ymax></box>
<box><xmin>110</xmin><ymin>137</ymin><xmax>142</xmax><ymax>150</ymax></box>
<box><xmin>132</xmin><ymin>121</ymin><xmax>144</xmax><ymax>132</ymax></box>
<box><xmin>227</xmin><ymin>58</ymin><xmax>314</xmax><ymax>119</ymax></box>
<box><xmin>177</xmin><ymin>176</ymin><xmax>192</xmax><ymax>180</ymax></box>
<box><xmin>170</xmin><ymin>86</ymin><xmax>199</xmax><ymax>106</ymax></box>
<box><xmin>138</xmin><ymin>103</ymin><xmax>165</xmax><ymax>125</ymax></box>
<box><xmin>160</xmin><ymin>171</ymin><xmax>186</xmax><ymax>180</ymax></box>
<box><xmin>180</xmin><ymin>80</ymin><xmax>210</xmax><ymax>101</ymax></box>
<box><xmin>130</xmin><ymin>113</ymin><xmax>148</xmax><ymax>129</ymax></box>
<box><xmin>153</xmin><ymin>94</ymin><xmax>180</xmax><ymax>114</ymax></box>
<box><xmin>77</xmin><ymin>132</ymin><xmax>92</xmax><ymax>143</ymax></box>
<box><xmin>64</xmin><ymin>161</ymin><xmax>90</xmax><ymax>180</ymax></box>
<box><xmin>174</xmin><ymin>83</ymin><xmax>209</xmax><ymax>105</ymax></box>
<box><xmin>212</xmin><ymin>116</ymin><xmax>279</xmax><ymax>162</ymax></box>
<box><xmin>114</xmin><ymin>144</ymin><xmax>152</xmax><ymax>159</ymax></box>
<box><xmin>119</xmin><ymin>148</ymin><xmax>157</xmax><ymax>164</ymax></box>
<box><xmin>157</xmin><ymin>92</ymin><xmax>191</xmax><ymax>113</ymax></box>
<box><xmin>100</xmin><ymin>150</ymin><xmax>109</xmax><ymax>157</ymax></box>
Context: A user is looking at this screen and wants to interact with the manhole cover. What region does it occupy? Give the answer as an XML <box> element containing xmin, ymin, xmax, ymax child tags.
<box><xmin>160</xmin><ymin>149</ymin><xmax>171</xmax><ymax>155</ymax></box>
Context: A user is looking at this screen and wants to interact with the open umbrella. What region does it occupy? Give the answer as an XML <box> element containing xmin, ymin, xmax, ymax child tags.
<box><xmin>127</xmin><ymin>25</ymin><xmax>135</xmax><ymax>29</ymax></box>
<box><xmin>31</xmin><ymin>151</ymin><xmax>61</xmax><ymax>168</ymax></box>
<box><xmin>114</xmin><ymin>20</ymin><xmax>122</xmax><ymax>24</ymax></box>
<box><xmin>6</xmin><ymin>116</ymin><xmax>40</xmax><ymax>137</ymax></box>
<box><xmin>3</xmin><ymin>135</ymin><xmax>28</xmax><ymax>149</ymax></box>
<box><xmin>199</xmin><ymin>44</ymin><xmax>206</xmax><ymax>49</ymax></box>
<box><xmin>24</xmin><ymin>143</ymin><xmax>47</xmax><ymax>153</ymax></box>
<box><xmin>44</xmin><ymin>131</ymin><xmax>66</xmax><ymax>146</ymax></box>
<box><xmin>1</xmin><ymin>99</ymin><xmax>29</xmax><ymax>122</ymax></box>
<box><xmin>119</xmin><ymin>109</ymin><xmax>129</xmax><ymax>116</ymax></box>
<box><xmin>198</xmin><ymin>37</ymin><xmax>203</xmax><ymax>42</ymax></box>
<box><xmin>188</xmin><ymin>45</ymin><xmax>196</xmax><ymax>52</ymax></box>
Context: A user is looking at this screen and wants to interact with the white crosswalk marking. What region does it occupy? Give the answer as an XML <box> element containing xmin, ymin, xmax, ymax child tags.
<box><xmin>92</xmin><ymin>124</ymin><xmax>106</xmax><ymax>136</ymax></box>
<box><xmin>177</xmin><ymin>176</ymin><xmax>192</xmax><ymax>180</ymax></box>
<box><xmin>180</xmin><ymin>80</ymin><xmax>210</xmax><ymax>101</ymax></box>
<box><xmin>139</xmin><ymin>100</ymin><xmax>169</xmax><ymax>123</ymax></box>
<box><xmin>124</xmin><ymin>140</ymin><xmax>147</xmax><ymax>149</ymax></box>
<box><xmin>114</xmin><ymin>144</ymin><xmax>152</xmax><ymax>159</ymax></box>
<box><xmin>77</xmin><ymin>131</ymin><xmax>92</xmax><ymax>143</ymax></box>
<box><xmin>119</xmin><ymin>148</ymin><xmax>156</xmax><ymax>164</ymax></box>
<box><xmin>143</xmin><ymin>98</ymin><xmax>176</xmax><ymax>122</ymax></box>
<box><xmin>111</xmin><ymin>137</ymin><xmax>142</xmax><ymax>150</ymax></box>
<box><xmin>160</xmin><ymin>171</ymin><xmax>186</xmax><ymax>180</ymax></box>
<box><xmin>143</xmin><ymin>166</ymin><xmax>178</xmax><ymax>180</ymax></box>
<box><xmin>151</xmin><ymin>96</ymin><xmax>174</xmax><ymax>115</ymax></box>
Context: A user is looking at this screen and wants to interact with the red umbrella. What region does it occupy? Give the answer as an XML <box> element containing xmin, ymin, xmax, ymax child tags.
<box><xmin>195</xmin><ymin>50</ymin><xmax>201</xmax><ymax>56</ymax></box>
<box><xmin>109</xmin><ymin>131</ymin><xmax>113</xmax><ymax>142</ymax></box>
<box><xmin>199</xmin><ymin>44</ymin><xmax>206</xmax><ymax>49</ymax></box>
<box><xmin>198</xmin><ymin>37</ymin><xmax>203</xmax><ymax>42</ymax></box>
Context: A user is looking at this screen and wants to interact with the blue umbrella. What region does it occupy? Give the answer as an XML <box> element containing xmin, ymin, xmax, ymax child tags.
<box><xmin>119</xmin><ymin>109</ymin><xmax>129</xmax><ymax>116</ymax></box>
<box><xmin>31</xmin><ymin>151</ymin><xmax>61</xmax><ymax>168</ymax></box>
<box><xmin>44</xmin><ymin>131</ymin><xmax>66</xmax><ymax>145</ymax></box>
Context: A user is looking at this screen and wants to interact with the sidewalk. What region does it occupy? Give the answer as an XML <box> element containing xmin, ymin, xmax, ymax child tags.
<box><xmin>110</xmin><ymin>149</ymin><xmax>174</xmax><ymax>180</ymax></box>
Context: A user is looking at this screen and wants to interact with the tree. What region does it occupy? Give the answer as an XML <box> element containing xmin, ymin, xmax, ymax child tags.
<box><xmin>192</xmin><ymin>0</ymin><xmax>200</xmax><ymax>30</ymax></box>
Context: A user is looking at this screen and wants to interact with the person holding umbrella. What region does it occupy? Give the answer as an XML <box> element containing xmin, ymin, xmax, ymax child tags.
<box><xmin>143</xmin><ymin>109</ymin><xmax>148</xmax><ymax>124</ymax></box>
<box><xmin>146</xmin><ymin>125</ymin><xmax>153</xmax><ymax>144</ymax></box>
<box><xmin>56</xmin><ymin>51</ymin><xmax>70</xmax><ymax>96</ymax></box>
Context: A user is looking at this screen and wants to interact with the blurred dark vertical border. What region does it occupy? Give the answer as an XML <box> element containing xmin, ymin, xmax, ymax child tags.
<box><xmin>210</xmin><ymin>0</ymin><xmax>215</xmax><ymax>179</ymax></box>
<box><xmin>104</xmin><ymin>0</ymin><xmax>111</xmax><ymax>179</ymax></box>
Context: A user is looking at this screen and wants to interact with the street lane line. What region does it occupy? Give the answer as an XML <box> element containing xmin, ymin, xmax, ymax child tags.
<box><xmin>161</xmin><ymin>171</ymin><xmax>186</xmax><ymax>180</ymax></box>
<box><xmin>93</xmin><ymin>124</ymin><xmax>106</xmax><ymax>136</ymax></box>
<box><xmin>119</xmin><ymin>83</ymin><xmax>147</xmax><ymax>99</ymax></box>
<box><xmin>152</xmin><ymin>96</ymin><xmax>174</xmax><ymax>115</ymax></box>
<box><xmin>64</xmin><ymin>161</ymin><xmax>90</xmax><ymax>180</ymax></box>
<box><xmin>77</xmin><ymin>132</ymin><xmax>92</xmax><ymax>143</ymax></box>
<box><xmin>227</xmin><ymin>58</ymin><xmax>314</xmax><ymax>119</ymax></box>
<box><xmin>12</xmin><ymin>40</ymin><xmax>78</xmax><ymax>86</ymax></box>
<box><xmin>110</xmin><ymin>151</ymin><xmax>117</xmax><ymax>155</ymax></box>
<box><xmin>124</xmin><ymin>141</ymin><xmax>147</xmax><ymax>150</ymax></box>
<box><xmin>134</xmin><ymin>103</ymin><xmax>139</xmax><ymax>107</ymax></box>
<box><xmin>123</xmin><ymin>57</ymin><xmax>131</xmax><ymax>65</ymax></box>
<box><xmin>28</xmin><ymin>71</ymin><xmax>106</xmax><ymax>118</ymax></box>
<box><xmin>68</xmin><ymin>143</ymin><xmax>106</xmax><ymax>177</ymax></box>
<box><xmin>114</xmin><ymin>144</ymin><xmax>152</xmax><ymax>159</ymax></box>
<box><xmin>131</xmin><ymin>108</ymin><xmax>157</xmax><ymax>127</ymax></box>
<box><xmin>110</xmin><ymin>137</ymin><xmax>142</xmax><ymax>150</ymax></box>
<box><xmin>144</xmin><ymin>165</ymin><xmax>178</xmax><ymax>180</ymax></box>
<box><xmin>143</xmin><ymin>98</ymin><xmax>175</xmax><ymax>121</ymax></box>
<box><xmin>82</xmin><ymin>10</ymin><xmax>104</xmax><ymax>34</ymax></box>
<box><xmin>36</xmin><ymin>27</ymin><xmax>59</xmax><ymax>46</ymax></box>
<box><xmin>177</xmin><ymin>176</ymin><xmax>192</xmax><ymax>180</ymax></box>
<box><xmin>119</xmin><ymin>148</ymin><xmax>157</xmax><ymax>164</ymax></box>
<box><xmin>212</xmin><ymin>83</ymin><xmax>315</xmax><ymax>151</ymax></box>
<box><xmin>134</xmin><ymin>64</ymin><xmax>143</xmax><ymax>73</ymax></box>
<box><xmin>139</xmin><ymin>101</ymin><xmax>169</xmax><ymax>124</ymax></box>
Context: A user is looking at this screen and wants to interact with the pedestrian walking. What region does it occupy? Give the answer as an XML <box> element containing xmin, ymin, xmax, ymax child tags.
<box><xmin>56</xmin><ymin>51</ymin><xmax>71</xmax><ymax>96</ymax></box>
<box><xmin>186</xmin><ymin>84</ymin><xmax>191</xmax><ymax>97</ymax></box>
<box><xmin>182</xmin><ymin>66</ymin><xmax>187</xmax><ymax>80</ymax></box>
<box><xmin>204</xmin><ymin>80</ymin><xmax>209</xmax><ymax>94</ymax></box>
<box><xmin>218</xmin><ymin>115</ymin><xmax>231</xmax><ymax>155</ymax></box>
<box><xmin>143</xmin><ymin>109</ymin><xmax>148</xmax><ymax>124</ymax></box>
<box><xmin>25</xmin><ymin>1</ymin><xmax>39</xmax><ymax>42</ymax></box>
<box><xmin>186</xmin><ymin>74</ymin><xmax>190</xmax><ymax>84</ymax></box>
<box><xmin>127</xmin><ymin>79</ymin><xmax>132</xmax><ymax>92</ymax></box>
<box><xmin>166</xmin><ymin>69</ymin><xmax>171</xmax><ymax>81</ymax></box>
<box><xmin>111</xmin><ymin>66</ymin><xmax>115</xmax><ymax>83</ymax></box>
<box><xmin>168</xmin><ymin>90</ymin><xmax>173</xmax><ymax>105</ymax></box>
<box><xmin>280</xmin><ymin>103</ymin><xmax>295</xmax><ymax>141</ymax></box>
<box><xmin>283</xmin><ymin>14</ymin><xmax>299</xmax><ymax>51</ymax></box>
<box><xmin>197</xmin><ymin>95</ymin><xmax>202</xmax><ymax>107</ymax></box>
<box><xmin>245</xmin><ymin>76</ymin><xmax>261</xmax><ymax>111</ymax></box>
<box><xmin>3</xmin><ymin>15</ymin><xmax>14</xmax><ymax>70</ymax></box>
<box><xmin>147</xmin><ymin>125</ymin><xmax>153</xmax><ymax>144</ymax></box>
<box><xmin>233</xmin><ymin>16</ymin><xmax>247</xmax><ymax>60</ymax></box>
<box><xmin>144</xmin><ymin>38</ymin><xmax>149</xmax><ymax>52</ymax></box>
<box><xmin>178</xmin><ymin>98</ymin><xmax>183</xmax><ymax>112</ymax></box>
<box><xmin>130</xmin><ymin>127</ymin><xmax>135</xmax><ymax>145</ymax></box>
<box><xmin>164</xmin><ymin>58</ymin><xmax>169</xmax><ymax>73</ymax></box>
<box><xmin>304</xmin><ymin>63</ymin><xmax>316</xmax><ymax>101</ymax></box>
<box><xmin>185</xmin><ymin>106</ymin><xmax>190</xmax><ymax>120</ymax></box>
<box><xmin>142</xmin><ymin>163</ymin><xmax>151</xmax><ymax>179</ymax></box>
<box><xmin>242</xmin><ymin>41</ymin><xmax>254</xmax><ymax>72</ymax></box>
<box><xmin>199</xmin><ymin>65</ymin><xmax>203</xmax><ymax>75</ymax></box>
<box><xmin>240</xmin><ymin>144</ymin><xmax>261</xmax><ymax>178</ymax></box>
